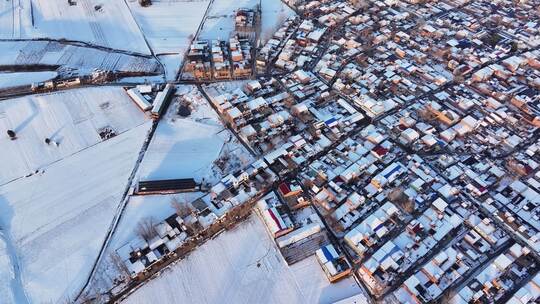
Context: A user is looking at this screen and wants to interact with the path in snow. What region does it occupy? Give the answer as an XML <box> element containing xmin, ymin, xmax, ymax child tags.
<box><xmin>0</xmin><ymin>197</ymin><xmax>29</xmax><ymax>304</ymax></box>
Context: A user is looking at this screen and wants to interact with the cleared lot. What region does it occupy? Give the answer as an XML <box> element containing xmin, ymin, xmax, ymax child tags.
<box><xmin>122</xmin><ymin>215</ymin><xmax>363</xmax><ymax>304</ymax></box>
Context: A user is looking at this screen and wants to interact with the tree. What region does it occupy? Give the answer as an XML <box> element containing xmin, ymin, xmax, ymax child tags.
<box><xmin>486</xmin><ymin>32</ymin><xmax>502</xmax><ymax>47</ymax></box>
<box><xmin>138</xmin><ymin>0</ymin><xmax>151</xmax><ymax>7</ymax></box>
<box><xmin>170</xmin><ymin>196</ymin><xmax>193</xmax><ymax>219</ymax></box>
<box><xmin>389</xmin><ymin>187</ymin><xmax>415</xmax><ymax>213</ymax></box>
<box><xmin>510</xmin><ymin>41</ymin><xmax>519</xmax><ymax>53</ymax></box>
<box><xmin>136</xmin><ymin>217</ymin><xmax>157</xmax><ymax>241</ymax></box>
<box><xmin>109</xmin><ymin>252</ymin><xmax>129</xmax><ymax>278</ymax></box>
<box><xmin>184</xmin><ymin>218</ymin><xmax>203</xmax><ymax>236</ymax></box>
<box><xmin>7</xmin><ymin>129</ymin><xmax>16</xmax><ymax>139</ymax></box>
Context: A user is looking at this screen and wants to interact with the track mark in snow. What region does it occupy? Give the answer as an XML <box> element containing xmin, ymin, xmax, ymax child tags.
<box><xmin>0</xmin><ymin>197</ymin><xmax>30</xmax><ymax>304</ymax></box>
<box><xmin>80</xmin><ymin>0</ymin><xmax>109</xmax><ymax>48</ymax></box>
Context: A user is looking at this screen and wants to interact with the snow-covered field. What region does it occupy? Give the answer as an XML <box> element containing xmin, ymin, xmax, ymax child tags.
<box><xmin>199</xmin><ymin>0</ymin><xmax>259</xmax><ymax>40</ymax></box>
<box><xmin>0</xmin><ymin>71</ymin><xmax>57</xmax><ymax>89</ymax></box>
<box><xmin>157</xmin><ymin>54</ymin><xmax>183</xmax><ymax>81</ymax></box>
<box><xmin>127</xmin><ymin>0</ymin><xmax>210</xmax><ymax>55</ymax></box>
<box><xmin>260</xmin><ymin>0</ymin><xmax>295</xmax><ymax>42</ymax></box>
<box><xmin>33</xmin><ymin>0</ymin><xmax>148</xmax><ymax>53</ymax></box>
<box><xmin>0</xmin><ymin>0</ymin><xmax>149</xmax><ymax>53</ymax></box>
<box><xmin>122</xmin><ymin>215</ymin><xmax>363</xmax><ymax>304</ymax></box>
<box><xmin>199</xmin><ymin>0</ymin><xmax>295</xmax><ymax>41</ymax></box>
<box><xmin>0</xmin><ymin>123</ymin><xmax>151</xmax><ymax>303</ymax></box>
<box><xmin>0</xmin><ymin>0</ymin><xmax>32</xmax><ymax>39</ymax></box>
<box><xmin>0</xmin><ymin>86</ymin><xmax>149</xmax><ymax>185</ymax></box>
<box><xmin>136</xmin><ymin>85</ymin><xmax>253</xmax><ymax>185</ymax></box>
<box><xmin>0</xmin><ymin>234</ymin><xmax>23</xmax><ymax>303</ymax></box>
<box><xmin>82</xmin><ymin>192</ymin><xmax>206</xmax><ymax>296</ymax></box>
<box><xmin>0</xmin><ymin>41</ymin><xmax>160</xmax><ymax>77</ymax></box>
<box><xmin>0</xmin><ymin>87</ymin><xmax>152</xmax><ymax>303</ymax></box>
<box><xmin>290</xmin><ymin>256</ymin><xmax>364</xmax><ymax>303</ymax></box>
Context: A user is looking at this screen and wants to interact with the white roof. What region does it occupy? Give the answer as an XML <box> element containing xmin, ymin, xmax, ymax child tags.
<box><xmin>432</xmin><ymin>198</ymin><xmax>448</xmax><ymax>212</ymax></box>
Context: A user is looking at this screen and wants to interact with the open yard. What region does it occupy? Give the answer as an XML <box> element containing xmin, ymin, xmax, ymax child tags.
<box><xmin>122</xmin><ymin>215</ymin><xmax>363</xmax><ymax>304</ymax></box>
<box><xmin>136</xmin><ymin>85</ymin><xmax>253</xmax><ymax>186</ymax></box>
<box><xmin>0</xmin><ymin>87</ymin><xmax>152</xmax><ymax>303</ymax></box>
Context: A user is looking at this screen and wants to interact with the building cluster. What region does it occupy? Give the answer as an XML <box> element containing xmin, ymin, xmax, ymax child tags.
<box><xmin>117</xmin><ymin>158</ymin><xmax>279</xmax><ymax>279</ymax></box>
<box><xmin>203</xmin><ymin>70</ymin><xmax>364</xmax><ymax>156</ymax></box>
<box><xmin>235</xmin><ymin>8</ymin><xmax>257</xmax><ymax>32</ymax></box>
<box><xmin>184</xmin><ymin>36</ymin><xmax>253</xmax><ymax>80</ymax></box>
<box><xmin>262</xmin><ymin>18</ymin><xmax>328</xmax><ymax>72</ymax></box>
<box><xmin>126</xmin><ymin>83</ymin><xmax>174</xmax><ymax>120</ymax></box>
<box><xmin>257</xmin><ymin>16</ymin><xmax>301</xmax><ymax>73</ymax></box>
<box><xmin>449</xmin><ymin>243</ymin><xmax>536</xmax><ymax>303</ymax></box>
<box><xmin>252</xmin><ymin>0</ymin><xmax>540</xmax><ymax>302</ymax></box>
<box><xmin>116</xmin><ymin>0</ymin><xmax>540</xmax><ymax>301</ymax></box>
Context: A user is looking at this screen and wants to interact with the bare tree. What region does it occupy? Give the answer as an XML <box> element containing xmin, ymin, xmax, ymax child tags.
<box><xmin>326</xmin><ymin>215</ymin><xmax>343</xmax><ymax>233</ymax></box>
<box><xmin>170</xmin><ymin>196</ymin><xmax>193</xmax><ymax>219</ymax></box>
<box><xmin>136</xmin><ymin>216</ymin><xmax>157</xmax><ymax>241</ymax></box>
<box><xmin>109</xmin><ymin>252</ymin><xmax>129</xmax><ymax>278</ymax></box>
<box><xmin>389</xmin><ymin>187</ymin><xmax>415</xmax><ymax>213</ymax></box>
<box><xmin>184</xmin><ymin>218</ymin><xmax>203</xmax><ymax>236</ymax></box>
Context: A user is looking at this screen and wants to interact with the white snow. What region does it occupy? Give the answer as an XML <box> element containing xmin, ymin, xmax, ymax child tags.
<box><xmin>136</xmin><ymin>85</ymin><xmax>253</xmax><ymax>185</ymax></box>
<box><xmin>122</xmin><ymin>215</ymin><xmax>363</xmax><ymax>304</ymax></box>
<box><xmin>199</xmin><ymin>0</ymin><xmax>295</xmax><ymax>41</ymax></box>
<box><xmin>0</xmin><ymin>0</ymin><xmax>32</xmax><ymax>39</ymax></box>
<box><xmin>0</xmin><ymin>72</ymin><xmax>58</xmax><ymax>89</ymax></box>
<box><xmin>261</xmin><ymin>0</ymin><xmax>296</xmax><ymax>42</ymax></box>
<box><xmin>110</xmin><ymin>193</ymin><xmax>205</xmax><ymax>251</ymax></box>
<box><xmin>290</xmin><ymin>256</ymin><xmax>364</xmax><ymax>303</ymax></box>
<box><xmin>0</xmin><ymin>120</ymin><xmax>151</xmax><ymax>303</ymax></box>
<box><xmin>79</xmin><ymin>191</ymin><xmax>207</xmax><ymax>298</ymax></box>
<box><xmin>157</xmin><ymin>54</ymin><xmax>182</xmax><ymax>81</ymax></box>
<box><xmin>0</xmin><ymin>86</ymin><xmax>152</xmax><ymax>303</ymax></box>
<box><xmin>0</xmin><ymin>41</ymin><xmax>160</xmax><ymax>77</ymax></box>
<box><xmin>0</xmin><ymin>86</ymin><xmax>149</xmax><ymax>185</ymax></box>
<box><xmin>199</xmin><ymin>0</ymin><xmax>259</xmax><ymax>40</ymax></box>
<box><xmin>0</xmin><ymin>0</ymin><xmax>150</xmax><ymax>53</ymax></box>
<box><xmin>0</xmin><ymin>236</ymin><xmax>18</xmax><ymax>303</ymax></box>
<box><xmin>127</xmin><ymin>1</ymin><xmax>210</xmax><ymax>55</ymax></box>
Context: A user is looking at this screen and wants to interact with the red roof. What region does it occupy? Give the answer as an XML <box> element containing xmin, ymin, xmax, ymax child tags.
<box><xmin>372</xmin><ymin>145</ymin><xmax>388</xmax><ymax>157</ymax></box>
<box><xmin>278</xmin><ymin>182</ymin><xmax>291</xmax><ymax>195</ymax></box>
<box><xmin>267</xmin><ymin>208</ymin><xmax>283</xmax><ymax>230</ymax></box>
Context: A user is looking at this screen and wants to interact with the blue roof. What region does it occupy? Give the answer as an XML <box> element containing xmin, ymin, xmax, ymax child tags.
<box><xmin>373</xmin><ymin>223</ymin><xmax>385</xmax><ymax>232</ymax></box>
<box><xmin>325</xmin><ymin>117</ymin><xmax>338</xmax><ymax>126</ymax></box>
<box><xmin>321</xmin><ymin>245</ymin><xmax>337</xmax><ymax>262</ymax></box>
<box><xmin>383</xmin><ymin>164</ymin><xmax>402</xmax><ymax>179</ymax></box>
